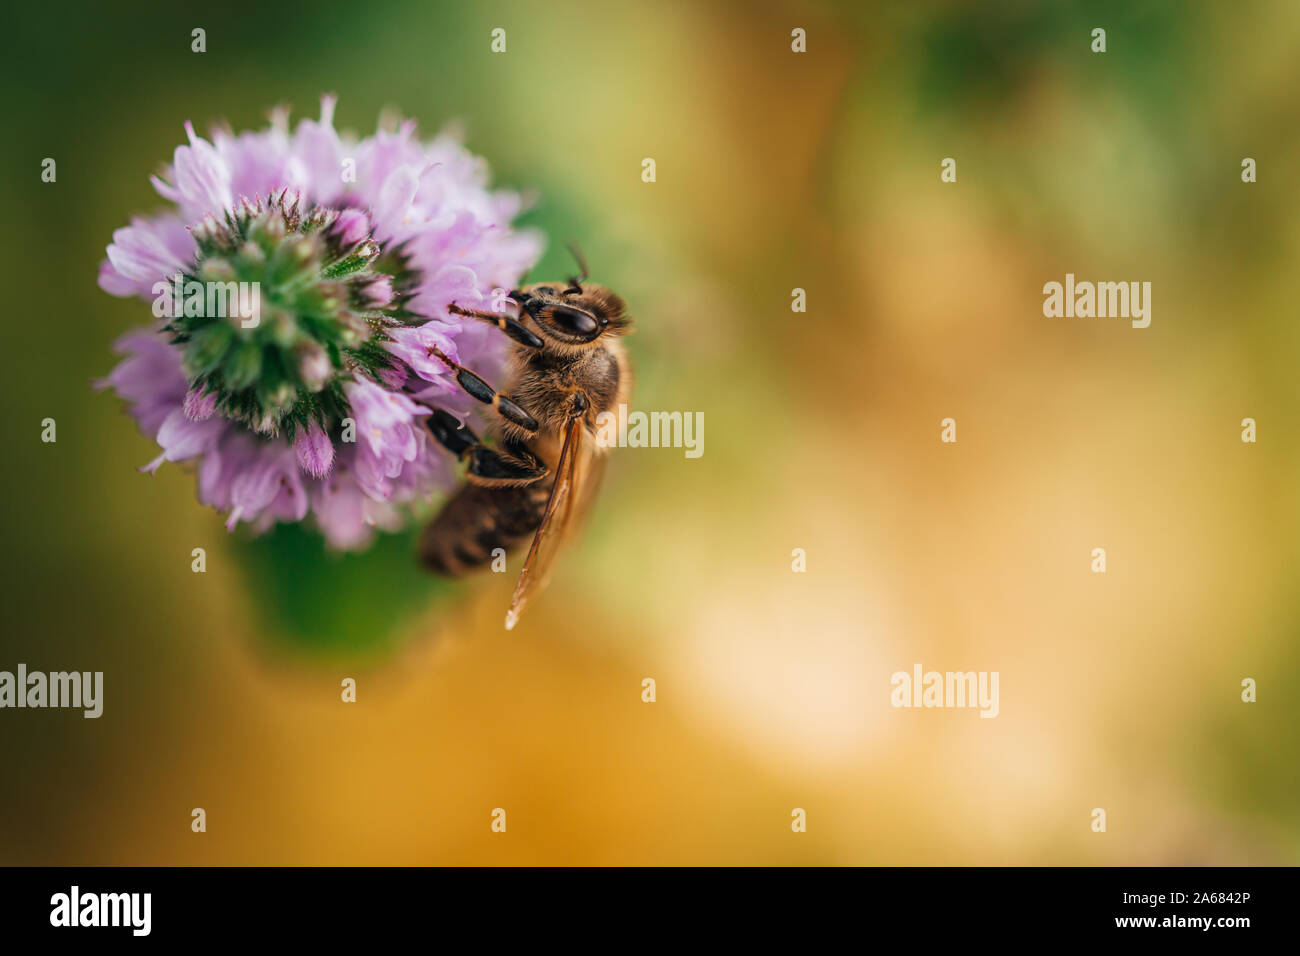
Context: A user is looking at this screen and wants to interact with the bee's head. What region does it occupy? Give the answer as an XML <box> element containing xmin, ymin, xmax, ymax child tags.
<box><xmin>511</xmin><ymin>282</ymin><xmax>631</xmax><ymax>346</ymax></box>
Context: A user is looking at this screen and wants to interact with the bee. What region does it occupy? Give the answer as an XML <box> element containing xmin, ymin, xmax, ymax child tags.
<box><xmin>418</xmin><ymin>247</ymin><xmax>631</xmax><ymax>629</ymax></box>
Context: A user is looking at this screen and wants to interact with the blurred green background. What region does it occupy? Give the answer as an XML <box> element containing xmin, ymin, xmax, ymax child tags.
<box><xmin>1</xmin><ymin>0</ymin><xmax>1298</xmax><ymax>864</ymax></box>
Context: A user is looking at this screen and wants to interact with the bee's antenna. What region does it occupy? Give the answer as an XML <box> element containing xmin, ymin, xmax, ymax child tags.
<box><xmin>564</xmin><ymin>241</ymin><xmax>588</xmax><ymax>293</ymax></box>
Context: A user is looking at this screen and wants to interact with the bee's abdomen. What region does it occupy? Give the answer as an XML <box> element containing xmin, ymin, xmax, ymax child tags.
<box><xmin>419</xmin><ymin>481</ymin><xmax>552</xmax><ymax>576</ymax></box>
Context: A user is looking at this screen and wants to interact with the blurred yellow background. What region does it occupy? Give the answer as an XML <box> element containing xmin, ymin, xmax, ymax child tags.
<box><xmin>2</xmin><ymin>0</ymin><xmax>1298</xmax><ymax>864</ymax></box>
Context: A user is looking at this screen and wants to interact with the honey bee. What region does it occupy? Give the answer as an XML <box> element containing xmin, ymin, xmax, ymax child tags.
<box><xmin>418</xmin><ymin>247</ymin><xmax>631</xmax><ymax>629</ymax></box>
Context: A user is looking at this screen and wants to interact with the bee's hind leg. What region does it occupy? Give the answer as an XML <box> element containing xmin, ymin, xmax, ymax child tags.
<box><xmin>426</xmin><ymin>409</ymin><xmax>548</xmax><ymax>488</ymax></box>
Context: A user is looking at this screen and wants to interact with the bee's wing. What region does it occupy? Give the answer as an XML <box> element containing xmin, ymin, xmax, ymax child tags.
<box><xmin>504</xmin><ymin>413</ymin><xmax>591</xmax><ymax>630</ymax></box>
<box><xmin>568</xmin><ymin>443</ymin><xmax>607</xmax><ymax>536</ymax></box>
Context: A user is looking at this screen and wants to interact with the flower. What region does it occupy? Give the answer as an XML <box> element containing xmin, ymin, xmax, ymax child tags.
<box><xmin>97</xmin><ymin>98</ymin><xmax>542</xmax><ymax>548</ymax></box>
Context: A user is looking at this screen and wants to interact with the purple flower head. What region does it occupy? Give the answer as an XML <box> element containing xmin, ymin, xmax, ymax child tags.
<box><xmin>98</xmin><ymin>98</ymin><xmax>542</xmax><ymax>548</ymax></box>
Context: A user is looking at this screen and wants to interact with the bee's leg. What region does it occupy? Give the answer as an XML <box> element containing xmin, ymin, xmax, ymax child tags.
<box><xmin>425</xmin><ymin>348</ymin><xmax>539</xmax><ymax>434</ymax></box>
<box><xmin>426</xmin><ymin>408</ymin><xmax>479</xmax><ymax>456</ymax></box>
<box><xmin>426</xmin><ymin>410</ymin><xmax>548</xmax><ymax>487</ymax></box>
<box><xmin>447</xmin><ymin>304</ymin><xmax>543</xmax><ymax>349</ymax></box>
<box><xmin>464</xmin><ymin>443</ymin><xmax>548</xmax><ymax>487</ymax></box>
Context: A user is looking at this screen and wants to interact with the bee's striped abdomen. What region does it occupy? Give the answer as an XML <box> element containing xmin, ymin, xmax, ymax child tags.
<box><xmin>419</xmin><ymin>480</ymin><xmax>553</xmax><ymax>576</ymax></box>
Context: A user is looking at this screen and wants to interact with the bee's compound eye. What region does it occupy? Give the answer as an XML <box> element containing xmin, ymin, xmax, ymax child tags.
<box><xmin>534</xmin><ymin>286</ymin><xmax>556</xmax><ymax>296</ymax></box>
<box><xmin>549</xmin><ymin>305</ymin><xmax>599</xmax><ymax>336</ymax></box>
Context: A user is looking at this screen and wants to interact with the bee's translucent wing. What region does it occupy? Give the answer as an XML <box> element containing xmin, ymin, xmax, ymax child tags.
<box><xmin>569</xmin><ymin>443</ymin><xmax>607</xmax><ymax>534</ymax></box>
<box><xmin>504</xmin><ymin>413</ymin><xmax>590</xmax><ymax>630</ymax></box>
